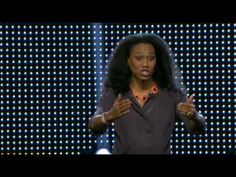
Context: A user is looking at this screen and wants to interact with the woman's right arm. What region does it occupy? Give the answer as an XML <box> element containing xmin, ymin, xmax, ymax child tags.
<box><xmin>89</xmin><ymin>93</ymin><xmax>132</xmax><ymax>135</ymax></box>
<box><xmin>89</xmin><ymin>89</ymin><xmax>115</xmax><ymax>135</ymax></box>
<box><xmin>89</xmin><ymin>112</ymin><xmax>110</xmax><ymax>135</ymax></box>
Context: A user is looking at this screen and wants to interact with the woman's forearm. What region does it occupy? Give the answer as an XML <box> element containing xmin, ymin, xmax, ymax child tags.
<box><xmin>89</xmin><ymin>113</ymin><xmax>109</xmax><ymax>135</ymax></box>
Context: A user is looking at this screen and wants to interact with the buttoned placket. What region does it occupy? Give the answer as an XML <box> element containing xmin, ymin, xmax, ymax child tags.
<box><xmin>127</xmin><ymin>91</ymin><xmax>156</xmax><ymax>134</ymax></box>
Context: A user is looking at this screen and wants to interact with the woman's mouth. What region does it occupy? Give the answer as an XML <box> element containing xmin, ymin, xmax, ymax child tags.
<box><xmin>141</xmin><ymin>70</ymin><xmax>150</xmax><ymax>77</ymax></box>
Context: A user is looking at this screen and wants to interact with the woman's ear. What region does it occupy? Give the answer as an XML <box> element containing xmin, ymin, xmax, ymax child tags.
<box><xmin>127</xmin><ymin>57</ymin><xmax>130</xmax><ymax>66</ymax></box>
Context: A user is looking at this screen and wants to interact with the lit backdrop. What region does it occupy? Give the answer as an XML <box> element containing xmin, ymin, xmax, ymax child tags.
<box><xmin>0</xmin><ymin>23</ymin><xmax>235</xmax><ymax>154</ymax></box>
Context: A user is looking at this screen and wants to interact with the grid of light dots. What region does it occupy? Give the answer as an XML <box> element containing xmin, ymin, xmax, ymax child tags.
<box><xmin>0</xmin><ymin>23</ymin><xmax>235</xmax><ymax>155</ymax></box>
<box><xmin>0</xmin><ymin>24</ymin><xmax>96</xmax><ymax>155</ymax></box>
<box><xmin>99</xmin><ymin>23</ymin><xmax>235</xmax><ymax>154</ymax></box>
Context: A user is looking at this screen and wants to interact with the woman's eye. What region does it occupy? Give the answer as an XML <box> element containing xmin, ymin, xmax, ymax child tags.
<box><xmin>149</xmin><ymin>57</ymin><xmax>155</xmax><ymax>61</ymax></box>
<box><xmin>135</xmin><ymin>56</ymin><xmax>142</xmax><ymax>60</ymax></box>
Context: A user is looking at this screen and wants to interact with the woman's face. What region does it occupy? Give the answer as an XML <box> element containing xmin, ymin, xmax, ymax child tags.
<box><xmin>128</xmin><ymin>43</ymin><xmax>156</xmax><ymax>82</ymax></box>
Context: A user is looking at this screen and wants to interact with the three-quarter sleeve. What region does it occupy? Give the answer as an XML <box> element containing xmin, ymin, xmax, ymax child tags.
<box><xmin>93</xmin><ymin>89</ymin><xmax>116</xmax><ymax>116</ymax></box>
<box><xmin>174</xmin><ymin>90</ymin><xmax>206</xmax><ymax>133</ymax></box>
<box><xmin>89</xmin><ymin>89</ymin><xmax>116</xmax><ymax>135</ymax></box>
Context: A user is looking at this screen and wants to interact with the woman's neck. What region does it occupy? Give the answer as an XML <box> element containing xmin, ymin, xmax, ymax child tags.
<box><xmin>130</xmin><ymin>77</ymin><xmax>154</xmax><ymax>91</ymax></box>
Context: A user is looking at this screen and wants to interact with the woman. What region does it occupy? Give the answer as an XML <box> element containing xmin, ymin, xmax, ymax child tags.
<box><xmin>89</xmin><ymin>33</ymin><xmax>205</xmax><ymax>154</ymax></box>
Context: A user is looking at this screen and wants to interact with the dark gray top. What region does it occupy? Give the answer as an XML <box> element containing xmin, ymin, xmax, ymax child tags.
<box><xmin>91</xmin><ymin>88</ymin><xmax>205</xmax><ymax>154</ymax></box>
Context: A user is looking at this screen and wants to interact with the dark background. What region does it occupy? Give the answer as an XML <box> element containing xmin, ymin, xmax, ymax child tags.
<box><xmin>0</xmin><ymin>23</ymin><xmax>235</xmax><ymax>154</ymax></box>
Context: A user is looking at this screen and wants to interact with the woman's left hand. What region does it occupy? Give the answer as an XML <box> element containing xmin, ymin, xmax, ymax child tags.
<box><xmin>177</xmin><ymin>94</ymin><xmax>197</xmax><ymax>119</ymax></box>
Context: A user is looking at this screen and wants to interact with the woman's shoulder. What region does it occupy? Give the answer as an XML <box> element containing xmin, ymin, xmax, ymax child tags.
<box><xmin>99</xmin><ymin>88</ymin><xmax>116</xmax><ymax>101</ymax></box>
<box><xmin>160</xmin><ymin>88</ymin><xmax>184</xmax><ymax>95</ymax></box>
<box><xmin>160</xmin><ymin>88</ymin><xmax>186</xmax><ymax>100</ymax></box>
<box><xmin>102</xmin><ymin>87</ymin><xmax>116</xmax><ymax>95</ymax></box>
<box><xmin>97</xmin><ymin>88</ymin><xmax>117</xmax><ymax>109</ymax></box>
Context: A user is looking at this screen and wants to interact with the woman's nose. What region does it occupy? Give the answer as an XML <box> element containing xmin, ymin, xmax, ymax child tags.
<box><xmin>142</xmin><ymin>58</ymin><xmax>149</xmax><ymax>66</ymax></box>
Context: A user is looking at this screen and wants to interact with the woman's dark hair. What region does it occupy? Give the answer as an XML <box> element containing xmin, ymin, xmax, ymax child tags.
<box><xmin>104</xmin><ymin>33</ymin><xmax>185</xmax><ymax>95</ymax></box>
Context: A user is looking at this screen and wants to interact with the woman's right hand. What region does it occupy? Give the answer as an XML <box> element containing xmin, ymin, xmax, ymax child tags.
<box><xmin>105</xmin><ymin>94</ymin><xmax>132</xmax><ymax>123</ymax></box>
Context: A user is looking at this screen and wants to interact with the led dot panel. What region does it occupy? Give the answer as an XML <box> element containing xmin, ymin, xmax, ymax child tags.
<box><xmin>0</xmin><ymin>23</ymin><xmax>235</xmax><ymax>154</ymax></box>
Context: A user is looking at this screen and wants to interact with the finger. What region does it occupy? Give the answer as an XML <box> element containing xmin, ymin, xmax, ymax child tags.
<box><xmin>181</xmin><ymin>108</ymin><xmax>196</xmax><ymax>117</ymax></box>
<box><xmin>185</xmin><ymin>112</ymin><xmax>196</xmax><ymax>119</ymax></box>
<box><xmin>187</xmin><ymin>94</ymin><xmax>194</xmax><ymax>104</ymax></box>
<box><xmin>179</xmin><ymin>107</ymin><xmax>196</xmax><ymax>114</ymax></box>
<box><xmin>118</xmin><ymin>105</ymin><xmax>131</xmax><ymax>112</ymax></box>
<box><xmin>117</xmin><ymin>99</ymin><xmax>132</xmax><ymax>105</ymax></box>
<box><xmin>115</xmin><ymin>93</ymin><xmax>122</xmax><ymax>103</ymax></box>
<box><xmin>116</xmin><ymin>100</ymin><xmax>132</xmax><ymax>111</ymax></box>
<box><xmin>118</xmin><ymin>99</ymin><xmax>132</xmax><ymax>105</ymax></box>
<box><xmin>119</xmin><ymin>104</ymin><xmax>132</xmax><ymax>112</ymax></box>
<box><xmin>117</xmin><ymin>100</ymin><xmax>132</xmax><ymax>108</ymax></box>
<box><xmin>119</xmin><ymin>109</ymin><xmax>130</xmax><ymax>117</ymax></box>
<box><xmin>177</xmin><ymin>103</ymin><xmax>183</xmax><ymax>110</ymax></box>
<box><xmin>179</xmin><ymin>103</ymin><xmax>195</xmax><ymax>109</ymax></box>
<box><xmin>178</xmin><ymin>102</ymin><xmax>195</xmax><ymax>109</ymax></box>
<box><xmin>178</xmin><ymin>105</ymin><xmax>196</xmax><ymax>114</ymax></box>
<box><xmin>115</xmin><ymin>100</ymin><xmax>131</xmax><ymax>109</ymax></box>
<box><xmin>114</xmin><ymin>100</ymin><xmax>131</xmax><ymax>112</ymax></box>
<box><xmin>181</xmin><ymin>103</ymin><xmax>196</xmax><ymax>110</ymax></box>
<box><xmin>180</xmin><ymin>111</ymin><xmax>191</xmax><ymax>118</ymax></box>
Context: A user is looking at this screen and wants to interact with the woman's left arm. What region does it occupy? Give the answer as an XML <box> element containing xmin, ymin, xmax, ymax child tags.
<box><xmin>176</xmin><ymin>94</ymin><xmax>206</xmax><ymax>133</ymax></box>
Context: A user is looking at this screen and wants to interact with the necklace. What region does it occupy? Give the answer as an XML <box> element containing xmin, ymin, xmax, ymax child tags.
<box><xmin>131</xmin><ymin>82</ymin><xmax>159</xmax><ymax>105</ymax></box>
